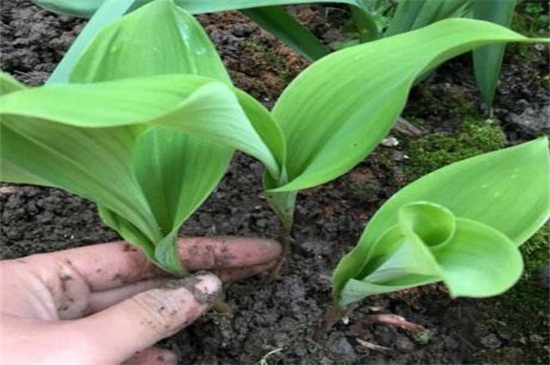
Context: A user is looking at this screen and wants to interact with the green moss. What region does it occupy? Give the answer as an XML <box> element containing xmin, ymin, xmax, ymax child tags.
<box><xmin>505</xmin><ymin>4</ymin><xmax>550</xmax><ymax>62</ymax></box>
<box><xmin>507</xmin><ymin>224</ymin><xmax>550</xmax><ymax>314</ymax></box>
<box><xmin>474</xmin><ymin>225</ymin><xmax>549</xmax><ymax>364</ymax></box>
<box><xmin>403</xmin><ymin>119</ymin><xmax>506</xmax><ymax>181</ymax></box>
<box><xmin>477</xmin><ymin>347</ymin><xmax>525</xmax><ymax>364</ymax></box>
<box><xmin>409</xmin><ymin>84</ymin><xmax>479</xmax><ymax>121</ymax></box>
<box><xmin>241</xmin><ymin>38</ymin><xmax>267</xmax><ymax>53</ymax></box>
<box><xmin>512</xmin><ymin>2</ymin><xmax>550</xmax><ymax>37</ymax></box>
<box><xmin>522</xmin><ymin>224</ymin><xmax>550</xmax><ymax>263</ymax></box>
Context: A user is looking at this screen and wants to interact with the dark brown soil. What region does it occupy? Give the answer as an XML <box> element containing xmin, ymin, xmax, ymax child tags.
<box><xmin>1</xmin><ymin>1</ymin><xmax>548</xmax><ymax>364</ymax></box>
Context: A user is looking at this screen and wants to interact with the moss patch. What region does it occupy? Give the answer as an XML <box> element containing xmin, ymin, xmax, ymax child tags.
<box><xmin>506</xmin><ymin>225</ymin><xmax>550</xmax><ymax>314</ymax></box>
<box><xmin>474</xmin><ymin>224</ymin><xmax>550</xmax><ymax>364</ymax></box>
<box><xmin>408</xmin><ymin>83</ymin><xmax>480</xmax><ymax>124</ymax></box>
<box><xmin>403</xmin><ymin>119</ymin><xmax>506</xmax><ymax>181</ymax></box>
<box><xmin>505</xmin><ymin>3</ymin><xmax>550</xmax><ymax>63</ymax></box>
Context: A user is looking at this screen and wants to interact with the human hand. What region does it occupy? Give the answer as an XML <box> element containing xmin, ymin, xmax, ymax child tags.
<box><xmin>1</xmin><ymin>237</ymin><xmax>281</xmax><ymax>365</ymax></box>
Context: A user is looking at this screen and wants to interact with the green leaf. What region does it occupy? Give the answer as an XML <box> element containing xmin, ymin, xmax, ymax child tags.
<box><xmin>337</xmin><ymin>202</ymin><xmax>523</xmax><ymax>307</ymax></box>
<box><xmin>333</xmin><ymin>138</ymin><xmax>549</xmax><ymax>306</ymax></box>
<box><xmin>68</xmin><ymin>0</ymin><xmax>232</xmax><ymax>275</ymax></box>
<box><xmin>32</xmin><ymin>0</ymin><xmax>107</xmax><ymax>17</ymax></box>
<box><xmin>0</xmin><ymin>158</ymin><xmax>58</xmax><ymax>189</ymax></box>
<box><xmin>473</xmin><ymin>0</ymin><xmax>517</xmax><ymax>108</ymax></box>
<box><xmin>364</xmin><ymin>138</ymin><xmax>550</xmax><ymax>249</ymax></box>
<box><xmin>5</xmin><ymin>1</ymin><xmax>285</xmax><ymax>275</ymax></box>
<box><xmin>1</xmin><ymin>101</ymin><xmax>162</xmax><ymax>248</ymax></box>
<box><xmin>70</xmin><ymin>0</ymin><xmax>282</xmax><ymax>273</ymax></box>
<box><xmin>269</xmin><ymin>18</ymin><xmax>543</xmax><ymax>193</ymax></box>
<box><xmin>98</xmin><ymin>207</ymin><xmax>156</xmax><ymax>258</ymax></box>
<box><xmin>39</xmin><ymin>0</ymin><xmax>365</xmax><ymax>84</ymax></box>
<box><xmin>71</xmin><ymin>0</ymin><xmax>285</xmax><ymax>175</ymax></box>
<box><xmin>132</xmin><ymin>129</ymin><xmax>229</xmax><ymax>235</ymax></box>
<box><xmin>0</xmin><ymin>74</ymin><xmax>282</xmax><ymax>274</ymax></box>
<box><xmin>1</xmin><ymin>76</ymin><xmax>214</xmax><ymax>127</ymax></box>
<box><xmin>433</xmin><ymin>218</ymin><xmax>522</xmax><ymax>297</ymax></box>
<box><xmin>71</xmin><ymin>0</ymin><xmax>230</xmax><ymax>83</ymax></box>
<box><xmin>263</xmin><ymin>171</ymin><xmax>296</xmax><ymax>232</ymax></box>
<box><xmin>47</xmin><ymin>0</ymin><xmax>137</xmax><ymax>84</ymax></box>
<box><xmin>0</xmin><ymin>73</ymin><xmax>25</xmax><ymax>95</ymax></box>
<box><xmin>151</xmin><ymin>82</ymin><xmax>283</xmax><ymax>179</ymax></box>
<box><xmin>34</xmin><ymin>0</ymin><xmax>366</xmax><ymax>16</ymax></box>
<box><xmin>174</xmin><ymin>0</ymin><xmax>363</xmax><ymax>14</ymax></box>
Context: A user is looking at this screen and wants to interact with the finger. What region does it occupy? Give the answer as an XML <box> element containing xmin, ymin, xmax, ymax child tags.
<box><xmin>75</xmin><ymin>273</ymin><xmax>221</xmax><ymax>364</ymax></box>
<box><xmin>15</xmin><ymin>241</ymin><xmax>156</xmax><ymax>293</ymax></box>
<box><xmin>121</xmin><ymin>347</ymin><xmax>177</xmax><ymax>365</ymax></box>
<box><xmin>88</xmin><ymin>278</ymin><xmax>170</xmax><ymax>314</ymax></box>
<box><xmin>212</xmin><ymin>261</ymin><xmax>278</xmax><ymax>283</ymax></box>
<box><xmin>177</xmin><ymin>237</ymin><xmax>282</xmax><ymax>270</ymax></box>
<box><xmin>88</xmin><ymin>261</ymin><xmax>277</xmax><ymax>313</ymax></box>
<box><xmin>2</xmin><ymin>320</ymin><xmax>176</xmax><ymax>365</ymax></box>
<box><xmin>20</xmin><ymin>237</ymin><xmax>281</xmax><ymax>292</ymax></box>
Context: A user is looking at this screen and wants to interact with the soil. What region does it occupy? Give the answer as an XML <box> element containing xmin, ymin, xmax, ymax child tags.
<box><xmin>1</xmin><ymin>1</ymin><xmax>549</xmax><ymax>364</ymax></box>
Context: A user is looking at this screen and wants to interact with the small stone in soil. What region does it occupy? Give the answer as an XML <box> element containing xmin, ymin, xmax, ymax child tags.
<box><xmin>328</xmin><ymin>336</ymin><xmax>357</xmax><ymax>362</ymax></box>
<box><xmin>481</xmin><ymin>333</ymin><xmax>502</xmax><ymax>349</ymax></box>
<box><xmin>395</xmin><ymin>336</ymin><xmax>415</xmax><ymax>352</ymax></box>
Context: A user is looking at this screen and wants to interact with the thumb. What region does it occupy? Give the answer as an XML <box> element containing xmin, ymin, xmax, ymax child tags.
<box><xmin>76</xmin><ymin>272</ymin><xmax>221</xmax><ymax>364</ymax></box>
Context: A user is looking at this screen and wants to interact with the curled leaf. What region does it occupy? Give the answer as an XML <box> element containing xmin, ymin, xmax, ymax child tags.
<box><xmin>334</xmin><ymin>138</ymin><xmax>549</xmax><ymax>307</ymax></box>
<box><xmin>337</xmin><ymin>202</ymin><xmax>523</xmax><ymax>307</ymax></box>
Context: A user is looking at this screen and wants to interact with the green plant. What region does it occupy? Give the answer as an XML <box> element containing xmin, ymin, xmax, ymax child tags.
<box><xmin>1</xmin><ymin>0</ymin><xmax>285</xmax><ymax>275</ymax></box>
<box><xmin>332</xmin><ymin>138</ymin><xmax>549</xmax><ymax>307</ymax></box>
<box><xmin>32</xmin><ymin>0</ymin><xmax>518</xmax><ymax>110</ymax></box>
<box><xmin>2</xmin><ymin>0</ymin><xmax>548</xmax><ymax>286</ymax></box>
<box><xmin>356</xmin><ymin>0</ymin><xmax>518</xmax><ymax>110</ymax></box>
<box><xmin>261</xmin><ymin>17</ymin><xmax>548</xmax><ymax>254</ymax></box>
<box><xmin>32</xmin><ymin>0</ymin><xmax>359</xmax><ymax>83</ymax></box>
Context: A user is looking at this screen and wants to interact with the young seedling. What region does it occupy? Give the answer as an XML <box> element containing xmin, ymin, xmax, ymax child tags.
<box><xmin>314</xmin><ymin>138</ymin><xmax>549</xmax><ymax>335</ymax></box>
<box><xmin>3</xmin><ymin>0</ymin><xmax>548</xmax><ymax>306</ymax></box>
<box><xmin>1</xmin><ymin>0</ymin><xmax>284</xmax><ymax>276</ymax></box>
<box><xmin>260</xmin><ymin>18</ymin><xmax>549</xmax><ymax>272</ymax></box>
<box><xmin>33</xmin><ymin>0</ymin><xmax>517</xmax><ymax>109</ymax></box>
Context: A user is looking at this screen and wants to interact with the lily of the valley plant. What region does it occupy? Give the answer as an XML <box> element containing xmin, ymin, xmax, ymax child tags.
<box><xmin>1</xmin><ymin>0</ymin><xmax>549</xmax><ymax>311</ymax></box>
<box><xmin>333</xmin><ymin>138</ymin><xmax>549</xmax><ymax>307</ymax></box>
<box><xmin>33</xmin><ymin>0</ymin><xmax>518</xmax><ymax>109</ymax></box>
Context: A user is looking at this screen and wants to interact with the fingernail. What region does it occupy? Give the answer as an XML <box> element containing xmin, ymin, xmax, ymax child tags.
<box><xmin>191</xmin><ymin>272</ymin><xmax>222</xmax><ymax>306</ymax></box>
<box><xmin>158</xmin><ymin>349</ymin><xmax>178</xmax><ymax>365</ymax></box>
<box><xmin>122</xmin><ymin>348</ymin><xmax>177</xmax><ymax>365</ymax></box>
<box><xmin>164</xmin><ymin>272</ymin><xmax>221</xmax><ymax>306</ymax></box>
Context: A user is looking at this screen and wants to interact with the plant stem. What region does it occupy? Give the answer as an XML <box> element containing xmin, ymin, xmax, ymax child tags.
<box><xmin>264</xmin><ymin>188</ymin><xmax>296</xmax><ymax>276</ymax></box>
<box><xmin>313</xmin><ymin>303</ymin><xmax>357</xmax><ymax>341</ymax></box>
<box><xmin>269</xmin><ymin>219</ymin><xmax>293</xmax><ymax>277</ymax></box>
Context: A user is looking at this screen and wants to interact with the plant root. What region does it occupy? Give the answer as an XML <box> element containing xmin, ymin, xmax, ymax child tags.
<box><xmin>365</xmin><ymin>313</ymin><xmax>424</xmax><ymax>332</ymax></box>
<box><xmin>356</xmin><ymin>338</ymin><xmax>393</xmax><ymax>353</ymax></box>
